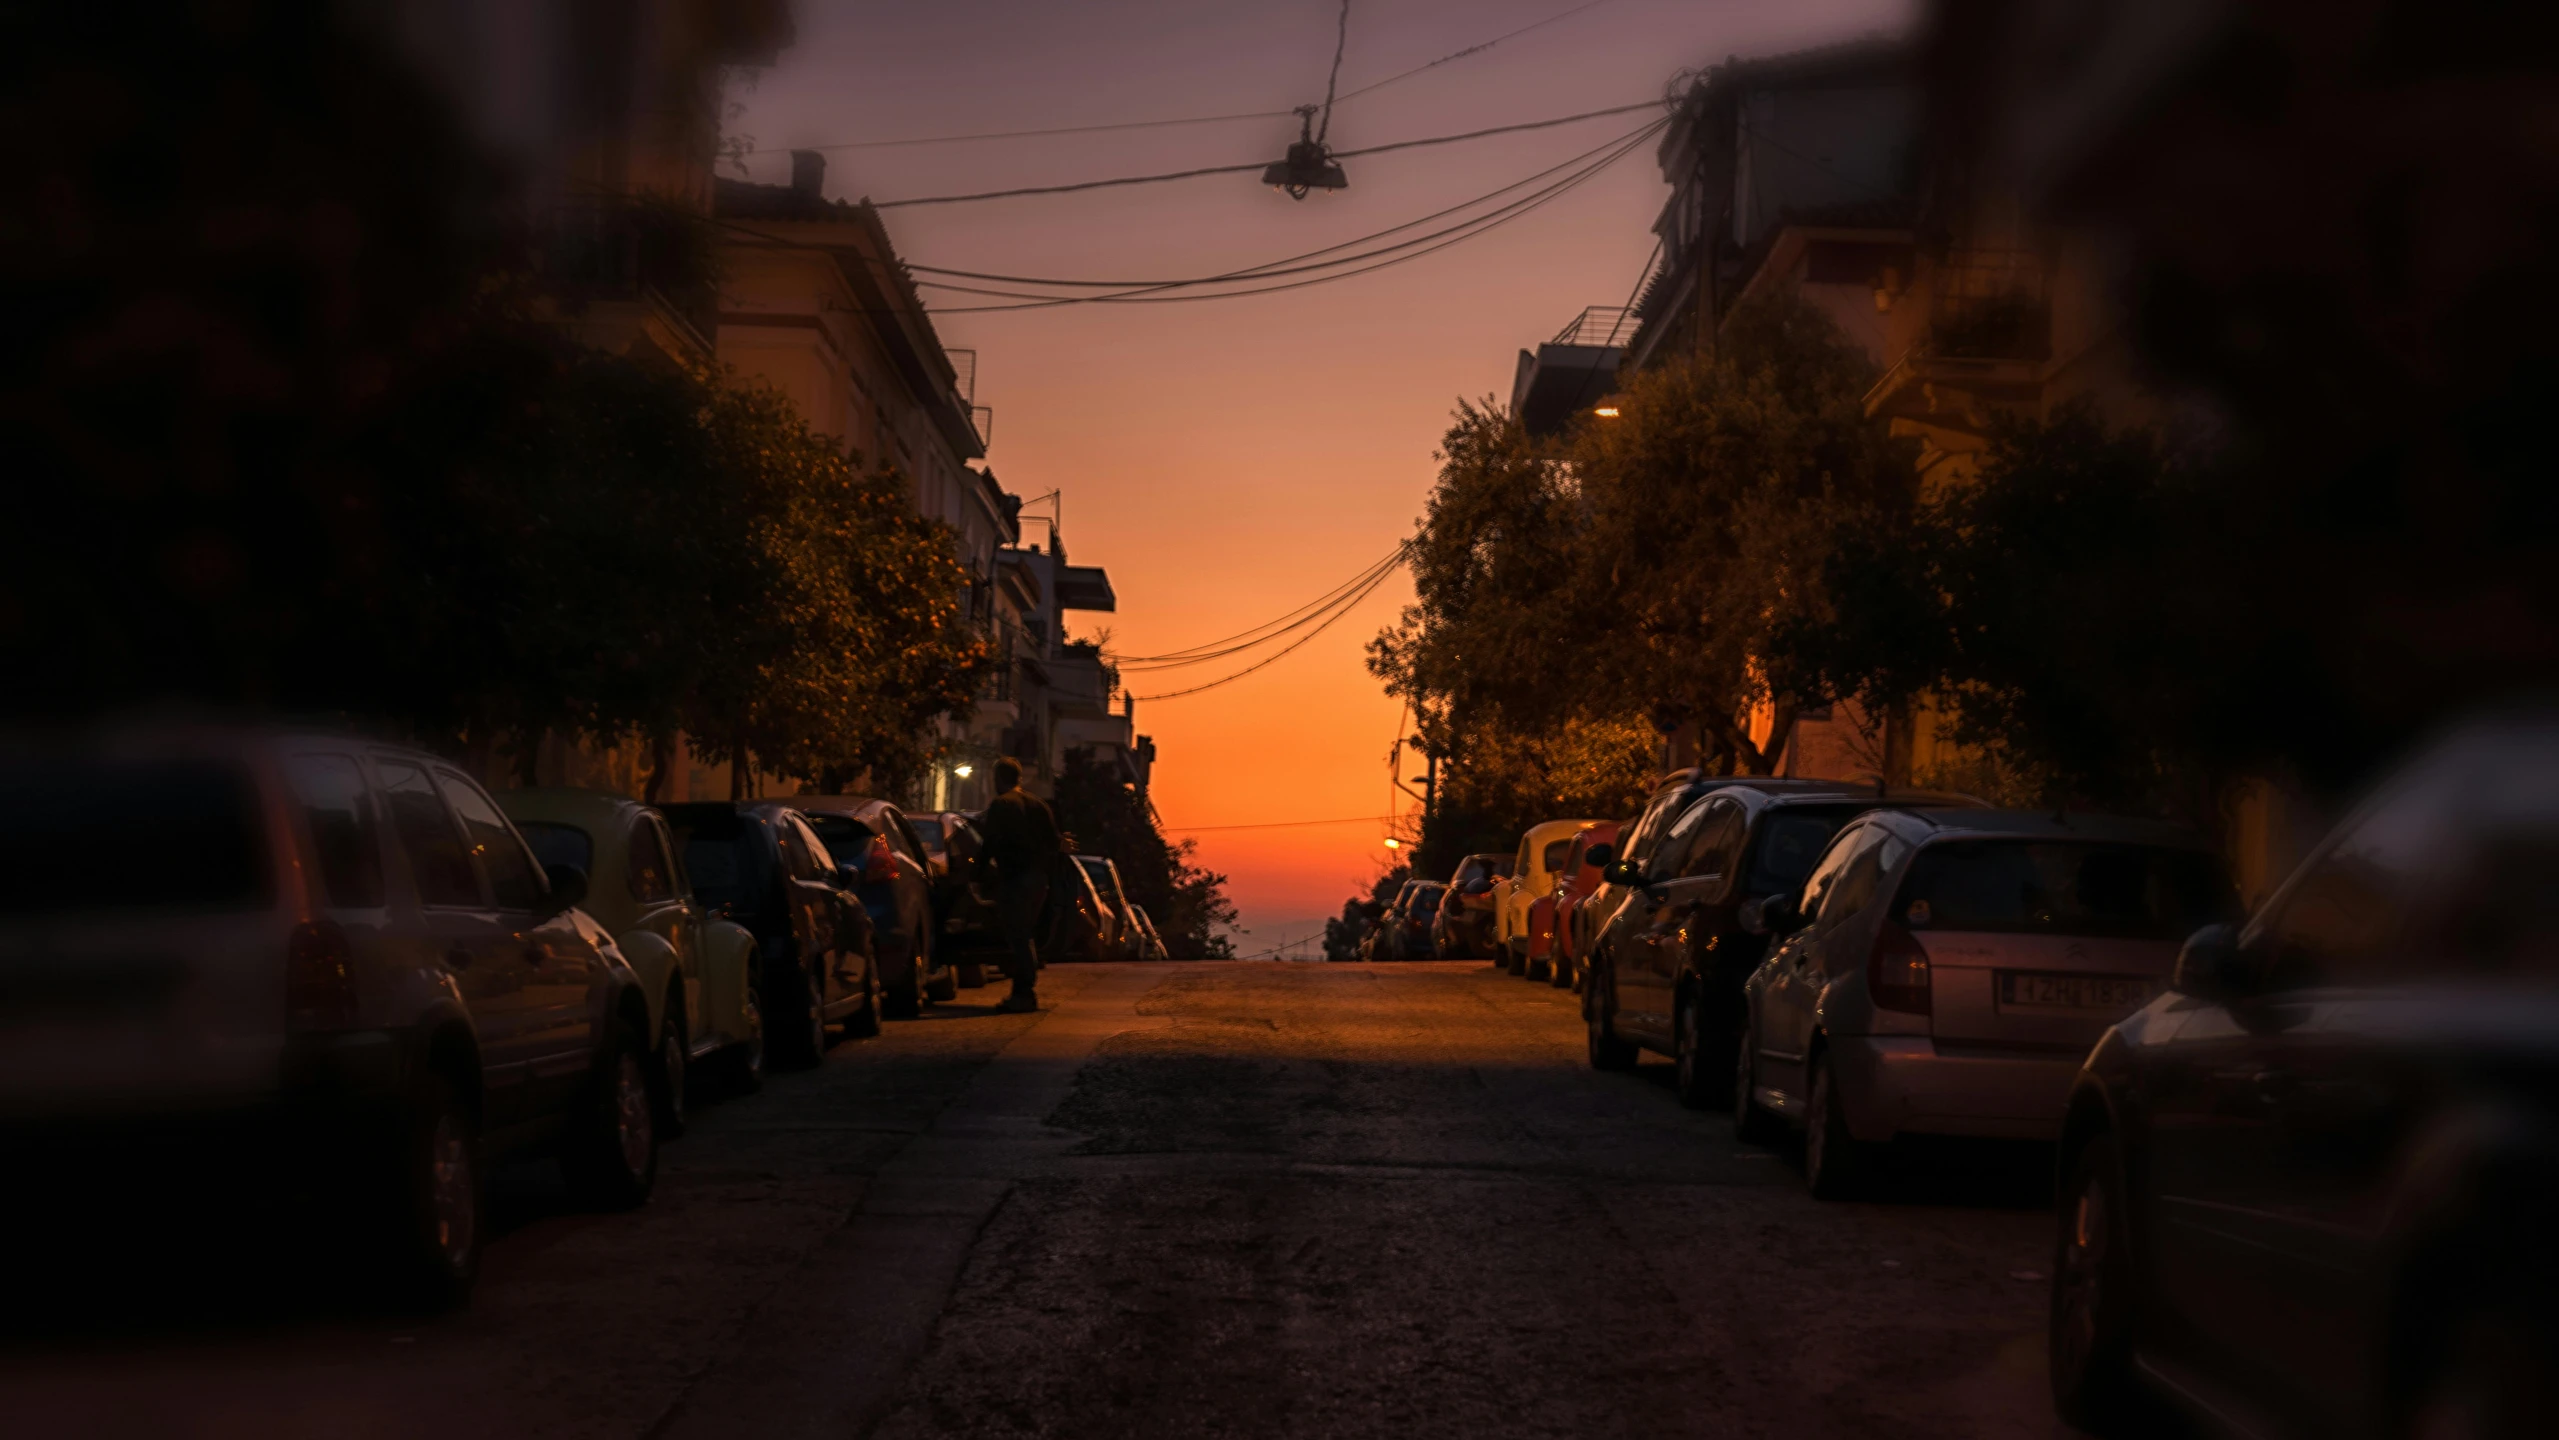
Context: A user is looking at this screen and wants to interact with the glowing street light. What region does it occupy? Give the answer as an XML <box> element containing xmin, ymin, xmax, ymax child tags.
<box><xmin>1382</xmin><ymin>837</ymin><xmax>1401</xmax><ymax>849</ymax></box>
<box><xmin>953</xmin><ymin>763</ymin><xmax>975</xmax><ymax>779</ymax></box>
<box><xmin>1593</xmin><ymin>406</ymin><xmax>1621</xmax><ymax>418</ymax></box>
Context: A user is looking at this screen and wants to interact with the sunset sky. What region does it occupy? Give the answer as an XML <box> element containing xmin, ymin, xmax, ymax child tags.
<box><xmin>736</xmin><ymin>0</ymin><xmax>1907</xmax><ymax>951</ymax></box>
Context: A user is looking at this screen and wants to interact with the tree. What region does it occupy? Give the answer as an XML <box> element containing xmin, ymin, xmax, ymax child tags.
<box><xmin>1050</xmin><ymin>748</ymin><xmax>1238</xmax><ymax>959</ymax></box>
<box><xmin>1568</xmin><ymin>296</ymin><xmax>1915</xmax><ymax>772</ymax></box>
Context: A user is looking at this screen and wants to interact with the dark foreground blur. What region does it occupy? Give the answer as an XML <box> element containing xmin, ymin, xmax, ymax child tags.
<box><xmin>5</xmin><ymin>3</ymin><xmax>2559</xmax><ymax>1438</ymax></box>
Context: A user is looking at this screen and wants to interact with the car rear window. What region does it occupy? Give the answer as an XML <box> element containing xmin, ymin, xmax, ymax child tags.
<box><xmin>0</xmin><ymin>758</ymin><xmax>272</xmax><ymax>918</ymax></box>
<box><xmin>518</xmin><ymin>822</ymin><xmax>594</xmax><ymax>876</ymax></box>
<box><xmin>1898</xmin><ymin>841</ymin><xmax>2236</xmax><ymax>941</ymax></box>
<box><xmin>909</xmin><ymin>817</ymin><xmax>946</xmax><ymax>849</ymax></box>
<box><xmin>1413</xmin><ymin>887</ymin><xmax>1444</xmax><ymax>916</ymax></box>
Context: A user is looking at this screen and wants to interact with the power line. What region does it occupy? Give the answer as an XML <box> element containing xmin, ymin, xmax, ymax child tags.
<box><xmin>1316</xmin><ymin>0</ymin><xmax>1353</xmax><ymax>146</ymax></box>
<box><xmin>904</xmin><ymin>121</ymin><xmax>1655</xmax><ymax>291</ymax></box>
<box><xmin>928</xmin><ymin>119</ymin><xmax>1662</xmax><ymax>312</ymax></box>
<box><xmin>750</xmin><ymin>109</ymin><xmax>1294</xmax><ymax>154</ymax></box>
<box><xmin>742</xmin><ymin>0</ymin><xmax>1626</xmax><ymax>157</ymax></box>
<box><xmin>1126</xmin><ymin>558</ymin><xmax>1407</xmax><ymax>701</ymax></box>
<box><xmin>1337</xmin><ymin>0</ymin><xmax>1626</xmax><ymax>103</ymax></box>
<box><xmin>1112</xmin><ymin>544</ymin><xmax>1411</xmax><ymax>670</ymax></box>
<box><xmin>869</xmin><ymin>99</ymin><xmax>1660</xmax><ymax>209</ymax></box>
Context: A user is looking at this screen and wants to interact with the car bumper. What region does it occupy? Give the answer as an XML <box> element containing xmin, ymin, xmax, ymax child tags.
<box><xmin>1830</xmin><ymin>1036</ymin><xmax>2081</xmax><ymax>1143</ymax></box>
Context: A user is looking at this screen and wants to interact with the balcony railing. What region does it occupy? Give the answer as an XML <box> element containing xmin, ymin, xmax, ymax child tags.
<box><xmin>1552</xmin><ymin>306</ymin><xmax>1639</xmax><ymax>348</ymax></box>
<box><xmin>542</xmin><ymin>200</ymin><xmax>721</xmax><ymax>353</ymax></box>
<box><xmin>1922</xmin><ymin>251</ymin><xmax>2050</xmax><ymax>363</ymax></box>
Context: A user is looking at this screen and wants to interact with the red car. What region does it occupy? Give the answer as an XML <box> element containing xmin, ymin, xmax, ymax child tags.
<box><xmin>1546</xmin><ymin>821</ymin><xmax>1622</xmax><ymax>992</ymax></box>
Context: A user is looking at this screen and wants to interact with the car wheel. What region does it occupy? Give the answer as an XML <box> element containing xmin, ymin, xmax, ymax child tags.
<box><xmin>881</xmin><ymin>948</ymin><xmax>924</xmax><ymax>1019</ymax></box>
<box><xmin>1505</xmin><ymin>941</ymin><xmax>1527</xmax><ymax>976</ymax></box>
<box><xmin>562</xmin><ymin>1019</ymin><xmax>657</xmax><ymax>1210</ymax></box>
<box><xmin>724</xmin><ymin>965</ymin><xmax>766</xmax><ymax>1095</ymax></box>
<box><xmin>843</xmin><ymin>961</ymin><xmax>883</xmax><ymax>1039</ymax></box>
<box><xmin>956</xmin><ymin>961</ymin><xmax>988</xmax><ymax>989</ymax></box>
<box><xmin>1803</xmin><ymin>1050</ymin><xmax>1868</xmax><ymax>1200</ymax></box>
<box><xmin>2051</xmin><ymin>1132</ymin><xmax>2141</xmax><ymax>1431</ymax></box>
<box><xmin>1732</xmin><ymin>1020</ymin><xmax>1782</xmax><ymax>1145</ymax></box>
<box><xmin>1584</xmin><ymin>960</ymin><xmax>1638</xmax><ymax>1072</ymax></box>
<box><xmin>655</xmin><ymin>998</ymin><xmax>689</xmax><ymax>1139</ymax></box>
<box><xmin>924</xmin><ymin>967</ymin><xmax>958</xmax><ymax>1004</ymax></box>
<box><xmin>381</xmin><ymin>1070</ymin><xmax>480</xmax><ymax>1310</ymax></box>
<box><xmin>1550</xmin><ymin>954</ymin><xmax>1575</xmax><ymax>989</ymax></box>
<box><xmin>1672</xmin><ymin>987</ymin><xmax>1721</xmax><ymax>1111</ymax></box>
<box><xmin>769</xmin><ymin>957</ymin><xmax>826</xmax><ymax>1070</ymax></box>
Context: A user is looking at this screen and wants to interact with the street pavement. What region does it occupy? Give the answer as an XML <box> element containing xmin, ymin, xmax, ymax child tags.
<box><xmin>6</xmin><ymin>962</ymin><xmax>2076</xmax><ymax>1439</ymax></box>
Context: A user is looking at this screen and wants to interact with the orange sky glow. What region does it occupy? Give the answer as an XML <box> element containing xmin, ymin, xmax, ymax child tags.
<box><xmin>740</xmin><ymin>0</ymin><xmax>1908</xmax><ymax>950</ymax></box>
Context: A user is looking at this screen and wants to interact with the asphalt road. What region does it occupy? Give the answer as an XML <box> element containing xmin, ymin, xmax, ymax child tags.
<box><xmin>6</xmin><ymin>962</ymin><xmax>2076</xmax><ymax>1439</ymax></box>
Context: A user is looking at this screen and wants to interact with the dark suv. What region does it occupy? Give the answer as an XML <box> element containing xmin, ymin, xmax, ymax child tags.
<box><xmin>661</xmin><ymin>803</ymin><xmax>878</xmax><ymax>1066</ymax></box>
<box><xmin>1582</xmin><ymin>781</ymin><xmax>1980</xmax><ymax>1103</ymax></box>
<box><xmin>2049</xmin><ymin>713</ymin><xmax>2559</xmax><ymax>1438</ymax></box>
<box><xmin>0</xmin><ymin>727</ymin><xmax>659</xmax><ymax>1307</ymax></box>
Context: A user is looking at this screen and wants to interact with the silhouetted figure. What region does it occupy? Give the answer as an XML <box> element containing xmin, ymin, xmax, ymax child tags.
<box><xmin>978</xmin><ymin>757</ymin><xmax>1060</xmax><ymax>1011</ymax></box>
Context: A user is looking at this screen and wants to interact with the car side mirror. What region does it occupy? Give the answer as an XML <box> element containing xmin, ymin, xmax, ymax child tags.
<box><xmin>2172</xmin><ymin>923</ymin><xmax>2249</xmax><ymax>1000</ymax></box>
<box><xmin>1583</xmin><ymin>843</ymin><xmax>1615</xmax><ymax>870</ymax></box>
<box><xmin>1602</xmin><ymin>860</ymin><xmax>1644</xmax><ymax>886</ymax></box>
<box><xmin>543</xmin><ymin>863</ymin><xmax>589</xmax><ymax>914</ymax></box>
<box><xmin>1737</xmin><ymin>892</ymin><xmax>1797</xmax><ymax>937</ymax></box>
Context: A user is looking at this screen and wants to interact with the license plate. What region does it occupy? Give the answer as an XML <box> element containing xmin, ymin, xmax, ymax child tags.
<box><xmin>1997</xmin><ymin>972</ymin><xmax>2150</xmax><ymax>1011</ymax></box>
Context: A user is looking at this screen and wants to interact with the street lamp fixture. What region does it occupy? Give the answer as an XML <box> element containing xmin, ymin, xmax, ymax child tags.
<box><xmin>1593</xmin><ymin>406</ymin><xmax>1621</xmax><ymax>418</ymax></box>
<box><xmin>953</xmin><ymin>764</ymin><xmax>974</xmax><ymax>779</ymax></box>
<box><xmin>1382</xmin><ymin>837</ymin><xmax>1400</xmax><ymax>849</ymax></box>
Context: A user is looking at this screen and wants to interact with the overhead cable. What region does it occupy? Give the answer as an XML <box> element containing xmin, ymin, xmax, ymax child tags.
<box><xmin>1110</xmin><ymin>543</ymin><xmax>1410</xmax><ymax>669</ymax></box>
<box><xmin>904</xmin><ymin>121</ymin><xmax>1656</xmax><ymax>290</ymax></box>
<box><xmin>1126</xmin><ymin>559</ymin><xmax>1406</xmax><ymax>701</ymax></box>
<box><xmin>743</xmin><ymin>0</ymin><xmax>1627</xmax><ymax>156</ymax></box>
<box><xmin>928</xmin><ymin>120</ymin><xmax>1663</xmax><ymax>312</ymax></box>
<box><xmin>868</xmin><ymin>99</ymin><xmax>1661</xmax><ymax>209</ymax></box>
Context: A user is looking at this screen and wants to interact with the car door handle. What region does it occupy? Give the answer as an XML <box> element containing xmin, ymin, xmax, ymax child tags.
<box><xmin>445</xmin><ymin>948</ymin><xmax>472</xmax><ymax>970</ymax></box>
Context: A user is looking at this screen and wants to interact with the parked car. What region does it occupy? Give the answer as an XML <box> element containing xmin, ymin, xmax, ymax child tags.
<box><xmin>1075</xmin><ymin>854</ymin><xmax>1142</xmax><ymax>961</ymax></box>
<box><xmin>1435</xmin><ymin>853</ymin><xmax>1515</xmax><ymax>960</ymax></box>
<box><xmin>661</xmin><ymin>802</ymin><xmax>880</xmax><ymax>1063</ymax></box>
<box><xmin>1569</xmin><ymin>769</ymin><xmax>1722</xmax><ymax>967</ymax></box>
<box><xmin>1547</xmin><ymin>821</ymin><xmax>1623</xmax><ymax>991</ymax></box>
<box><xmin>0</xmin><ymin>728</ymin><xmax>662</xmax><ymax>1307</ymax></box>
<box><xmin>916</xmin><ymin>811</ymin><xmax>993</xmax><ymax>986</ymax></box>
<box><xmin>1496</xmin><ymin>819</ymin><xmax>1602</xmax><ymax>977</ymax></box>
<box><xmin>791</xmin><ymin>795</ymin><xmax>958</xmax><ymax>1016</ymax></box>
<box><xmin>1361</xmin><ymin>880</ymin><xmax>1419</xmax><ymax>961</ymax></box>
<box><xmin>1583</xmin><ymin>782</ymin><xmax>1984</xmax><ymax>1107</ymax></box>
<box><xmin>1041</xmin><ymin>854</ymin><xmax>1121</xmax><ymax>962</ymax></box>
<box><xmin>1127</xmin><ymin>903</ymin><xmax>1171</xmax><ymax>962</ymax></box>
<box><xmin>1730</xmin><ymin>808</ymin><xmax>2234</xmax><ymax>1199</ymax></box>
<box><xmin>1397</xmin><ymin>882</ymin><xmax>1448</xmax><ymax>960</ymax></box>
<box><xmin>504</xmin><ymin>788</ymin><xmax>766</xmax><ymax>1125</ymax></box>
<box><xmin>2048</xmin><ymin>712</ymin><xmax>2559</xmax><ymax>1439</ymax></box>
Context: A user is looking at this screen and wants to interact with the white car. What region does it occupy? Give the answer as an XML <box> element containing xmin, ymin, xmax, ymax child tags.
<box><xmin>1732</xmin><ymin>808</ymin><xmax>2236</xmax><ymax>1198</ymax></box>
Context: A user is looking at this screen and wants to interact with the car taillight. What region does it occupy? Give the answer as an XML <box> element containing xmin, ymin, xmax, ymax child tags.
<box><xmin>863</xmin><ymin>835</ymin><xmax>897</xmax><ymax>884</ymax></box>
<box><xmin>287</xmin><ymin>919</ymin><xmax>356</xmax><ymax>1029</ymax></box>
<box><xmin>1868</xmin><ymin>922</ymin><xmax>1931</xmax><ymax>1015</ymax></box>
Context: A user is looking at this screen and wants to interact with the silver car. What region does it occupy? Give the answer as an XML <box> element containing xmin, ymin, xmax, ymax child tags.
<box><xmin>1732</xmin><ymin>808</ymin><xmax>2236</xmax><ymax>1198</ymax></box>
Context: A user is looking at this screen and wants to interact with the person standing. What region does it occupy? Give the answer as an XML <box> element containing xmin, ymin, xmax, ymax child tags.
<box><xmin>976</xmin><ymin>757</ymin><xmax>1059</xmax><ymax>1013</ymax></box>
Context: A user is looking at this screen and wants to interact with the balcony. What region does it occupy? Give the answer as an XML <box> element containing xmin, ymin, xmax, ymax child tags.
<box><xmin>542</xmin><ymin>200</ymin><xmax>721</xmax><ymax>358</ymax></box>
<box><xmin>1864</xmin><ymin>250</ymin><xmax>2052</xmax><ymax>438</ymax></box>
<box><xmin>1511</xmin><ymin>306</ymin><xmax>1635</xmax><ymax>438</ymax></box>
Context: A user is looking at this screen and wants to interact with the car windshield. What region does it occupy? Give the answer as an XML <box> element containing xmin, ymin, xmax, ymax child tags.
<box><xmin>801</xmin><ymin>812</ymin><xmax>877</xmax><ymax>870</ymax></box>
<box><xmin>516</xmin><ymin>822</ymin><xmax>593</xmax><ymax>876</ymax></box>
<box><xmin>1745</xmin><ymin>806</ymin><xmax>1868</xmax><ymax>894</ymax></box>
<box><xmin>1897</xmin><ymin>840</ymin><xmax>2236</xmax><ymax>940</ymax></box>
<box><xmin>0</xmin><ymin>758</ymin><xmax>272</xmax><ymax>918</ymax></box>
